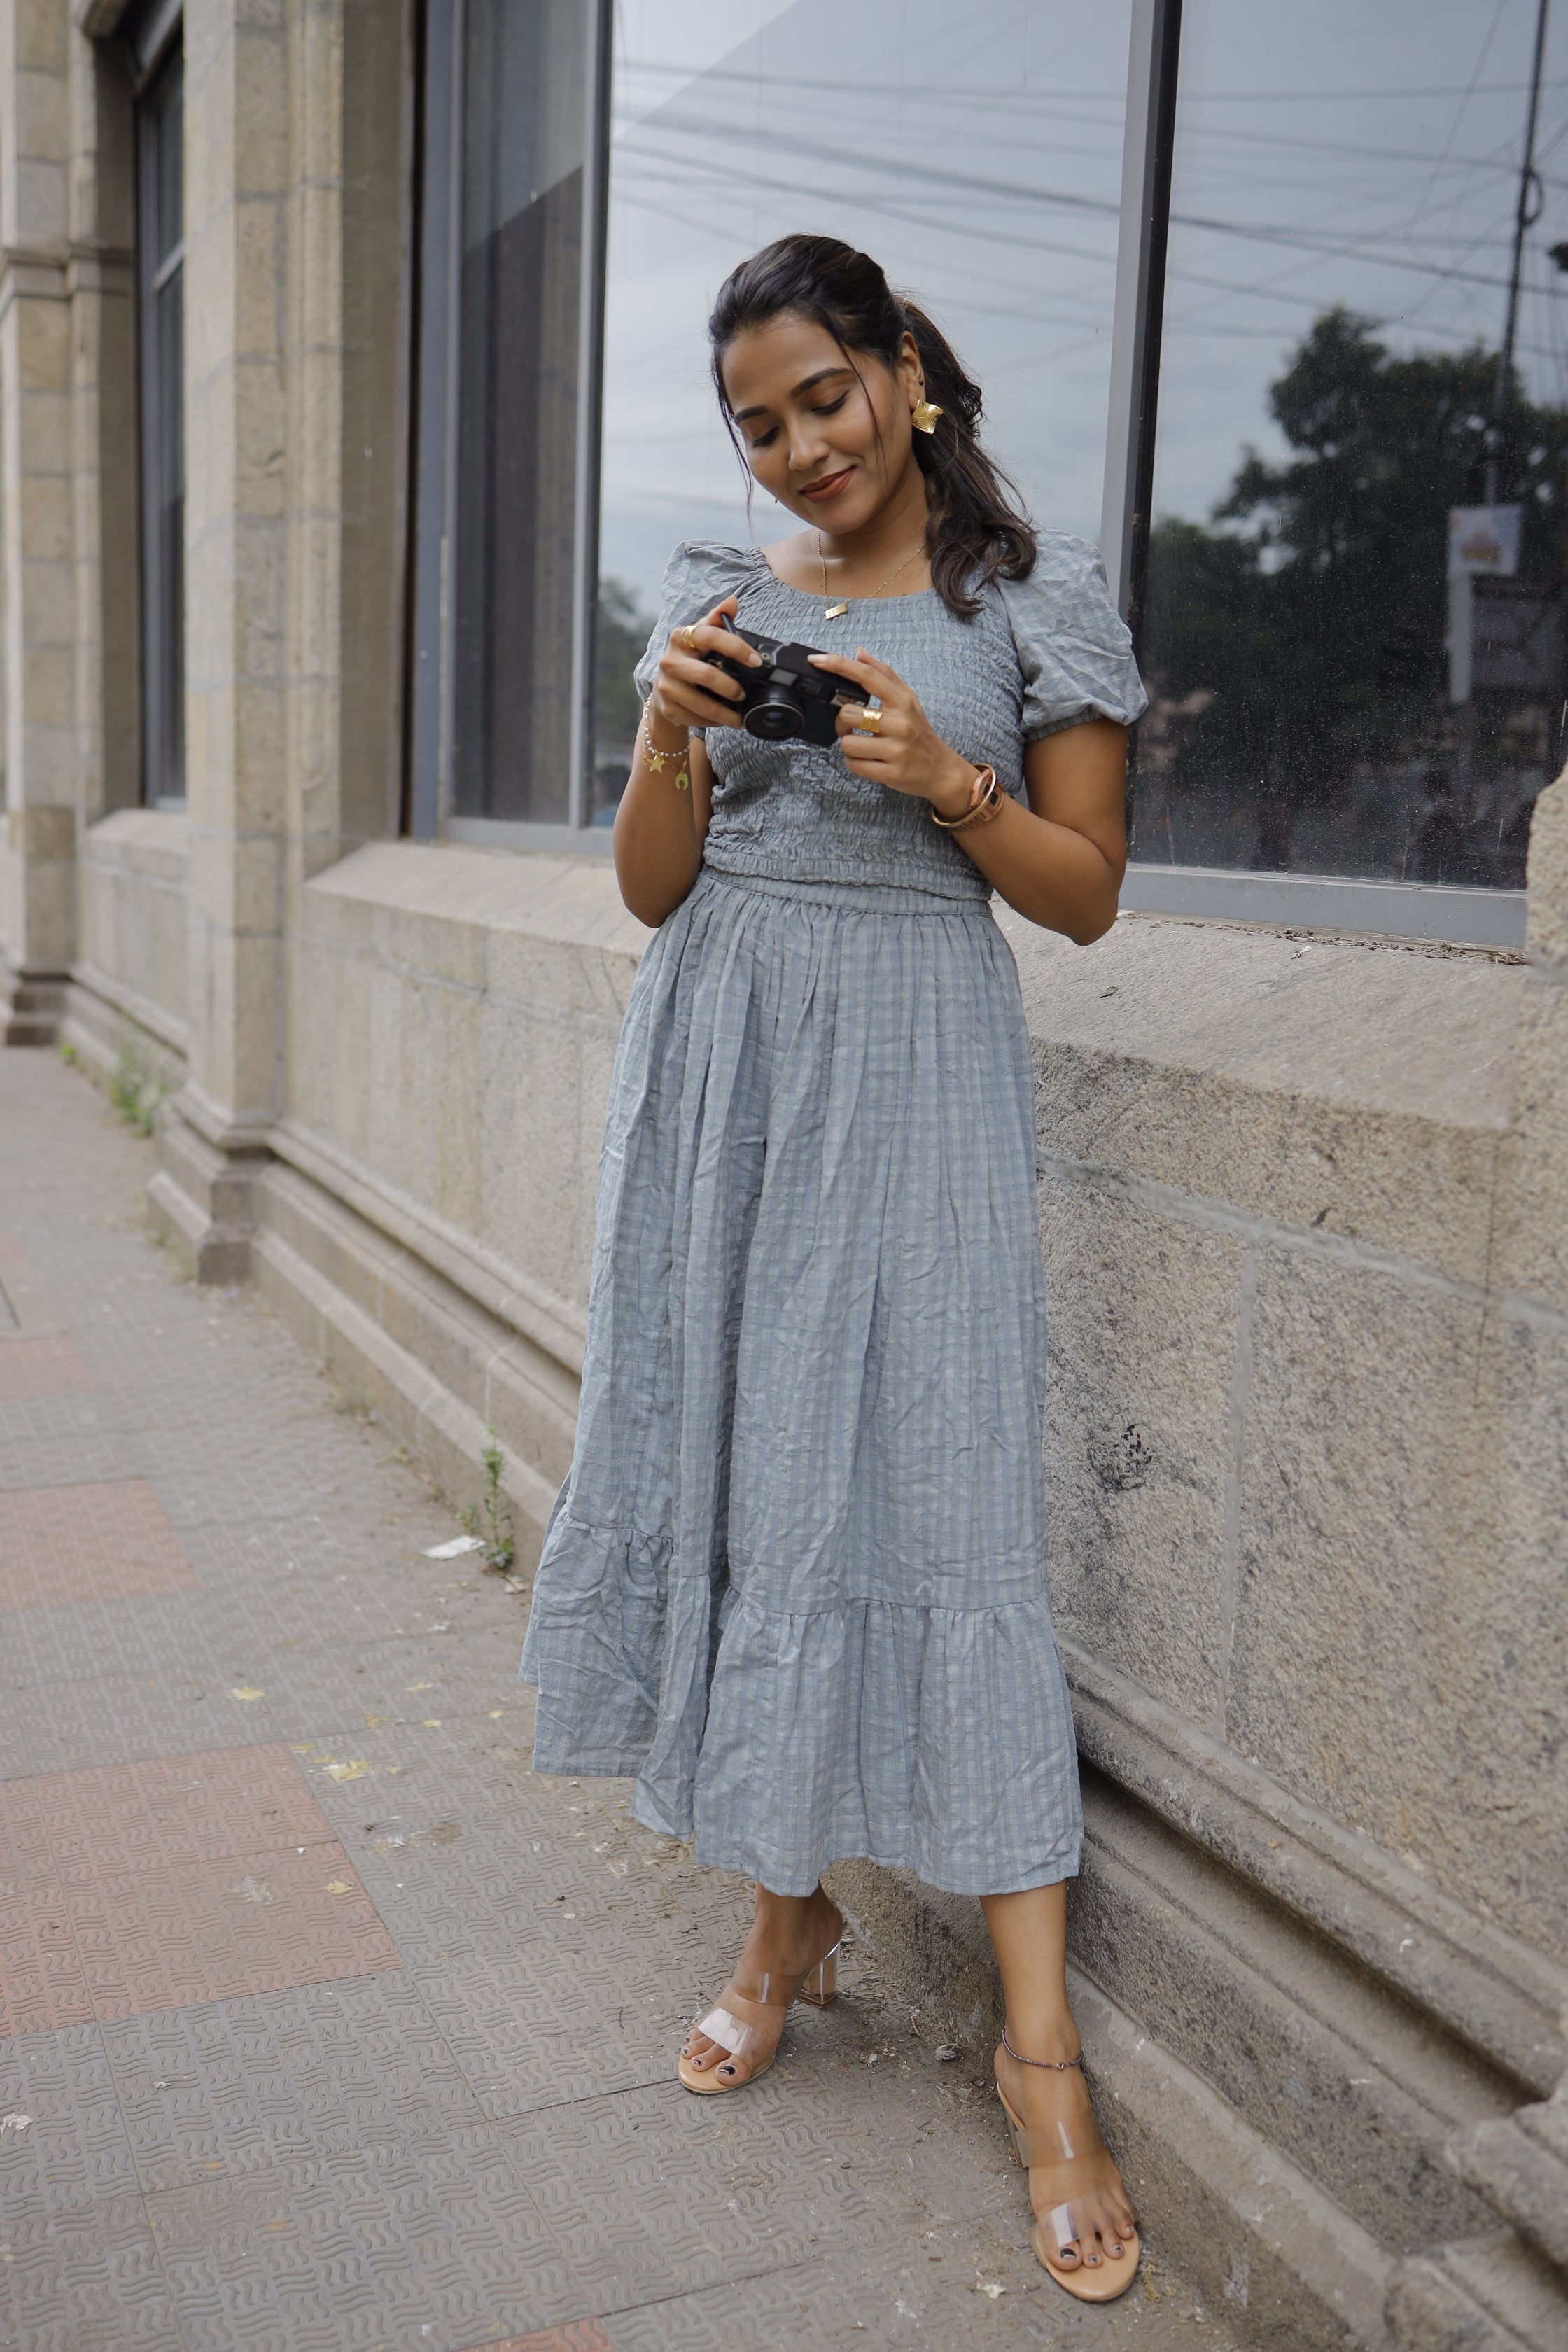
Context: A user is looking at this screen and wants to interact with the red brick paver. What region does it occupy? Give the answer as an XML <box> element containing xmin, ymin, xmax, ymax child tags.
<box><xmin>0</xmin><ymin>1745</ymin><xmax>398</xmax><ymax>2038</ymax></box>
<box><xmin>466</xmin><ymin>2329</ymin><xmax>617</xmax><ymax>2352</ymax></box>
<box><xmin>0</xmin><ymin>1476</ymin><xmax>197</xmax><ymax>1610</ymax></box>
<box><xmin>0</xmin><ymin>1331</ymin><xmax>93</xmax><ymax>1400</ymax></box>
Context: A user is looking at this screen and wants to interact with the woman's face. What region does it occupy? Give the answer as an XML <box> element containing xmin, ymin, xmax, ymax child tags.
<box><xmin>720</xmin><ymin>312</ymin><xmax>923</xmax><ymax>534</ymax></box>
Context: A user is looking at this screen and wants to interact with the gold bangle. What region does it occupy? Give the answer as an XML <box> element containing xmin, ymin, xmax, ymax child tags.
<box><xmin>931</xmin><ymin>764</ymin><xmax>1002</xmax><ymax>832</ymax></box>
<box><xmin>641</xmin><ymin>708</ymin><xmax>691</xmax><ymax>790</ymax></box>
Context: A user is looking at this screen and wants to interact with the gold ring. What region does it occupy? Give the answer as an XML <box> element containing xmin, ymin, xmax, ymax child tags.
<box><xmin>676</xmin><ymin>624</ymin><xmax>699</xmax><ymax>654</ymax></box>
<box><xmin>854</xmin><ymin>704</ymin><xmax>882</xmax><ymax>735</ymax></box>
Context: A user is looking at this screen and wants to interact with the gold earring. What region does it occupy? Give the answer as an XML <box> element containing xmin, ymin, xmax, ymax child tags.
<box><xmin>912</xmin><ymin>398</ymin><xmax>944</xmax><ymax>435</ymax></box>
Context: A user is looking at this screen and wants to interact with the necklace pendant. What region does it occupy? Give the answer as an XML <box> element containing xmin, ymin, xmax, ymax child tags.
<box><xmin>825</xmin><ymin>600</ymin><xmax>849</xmax><ymax>622</ymax></box>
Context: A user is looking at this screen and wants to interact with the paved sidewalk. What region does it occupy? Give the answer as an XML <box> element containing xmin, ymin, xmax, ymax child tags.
<box><xmin>0</xmin><ymin>1051</ymin><xmax>1230</xmax><ymax>2352</ymax></box>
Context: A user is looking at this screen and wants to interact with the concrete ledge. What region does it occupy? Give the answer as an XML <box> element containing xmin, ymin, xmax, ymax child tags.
<box><xmin>76</xmin><ymin>808</ymin><xmax>189</xmax><ymax>1058</ymax></box>
<box><xmin>1387</xmin><ymin>2236</ymin><xmax>1568</xmax><ymax>2352</ymax></box>
<box><xmin>1064</xmin><ymin>1642</ymin><xmax>1567</xmax><ymax>2098</ymax></box>
<box><xmin>62</xmin><ymin>960</ymin><xmax>189</xmax><ymax>1097</ymax></box>
<box><xmin>251</xmin><ymin>1156</ymin><xmax>569</xmax><ymax>1557</ymax></box>
<box><xmin>1117</xmin><ymin>864</ymin><xmax>1527</xmax><ymax>953</ymax></box>
<box><xmin>269</xmin><ymin>1116</ymin><xmax>586</xmax><ymax>1379</ymax></box>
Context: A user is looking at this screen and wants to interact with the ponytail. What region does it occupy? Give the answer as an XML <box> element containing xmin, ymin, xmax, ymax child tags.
<box><xmin>708</xmin><ymin>235</ymin><xmax>1037</xmax><ymax>620</ymax></box>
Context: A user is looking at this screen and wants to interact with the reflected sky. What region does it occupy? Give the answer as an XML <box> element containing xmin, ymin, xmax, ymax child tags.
<box><xmin>598</xmin><ymin>0</ymin><xmax>1131</xmax><ymax>616</ymax></box>
<box><xmin>1156</xmin><ymin>0</ymin><xmax>1568</xmax><ymax>522</ymax></box>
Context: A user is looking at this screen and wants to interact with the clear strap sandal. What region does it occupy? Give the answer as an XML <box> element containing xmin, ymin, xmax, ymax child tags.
<box><xmin>997</xmin><ymin>2078</ymin><xmax>1142</xmax><ymax>2302</ymax></box>
<box><xmin>678</xmin><ymin>1939</ymin><xmax>839</xmax><ymax>2095</ymax></box>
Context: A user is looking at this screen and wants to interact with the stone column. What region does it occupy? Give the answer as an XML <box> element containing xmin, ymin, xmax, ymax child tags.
<box><xmin>0</xmin><ymin>0</ymin><xmax>76</xmax><ymax>1041</ymax></box>
<box><xmin>151</xmin><ymin>0</ymin><xmax>407</xmax><ymax>1275</ymax></box>
<box><xmin>150</xmin><ymin>0</ymin><xmax>289</xmax><ymax>1272</ymax></box>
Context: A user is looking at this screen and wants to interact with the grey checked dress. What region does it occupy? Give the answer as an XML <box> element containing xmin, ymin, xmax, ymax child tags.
<box><xmin>520</xmin><ymin>535</ymin><xmax>1145</xmax><ymax>1896</ymax></box>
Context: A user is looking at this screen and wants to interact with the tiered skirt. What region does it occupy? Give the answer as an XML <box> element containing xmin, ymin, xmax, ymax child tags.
<box><xmin>520</xmin><ymin>867</ymin><xmax>1082</xmax><ymax>1896</ymax></box>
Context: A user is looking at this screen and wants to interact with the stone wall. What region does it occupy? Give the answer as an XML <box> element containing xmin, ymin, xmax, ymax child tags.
<box><xmin>62</xmin><ymin>804</ymin><xmax>189</xmax><ymax>1088</ymax></box>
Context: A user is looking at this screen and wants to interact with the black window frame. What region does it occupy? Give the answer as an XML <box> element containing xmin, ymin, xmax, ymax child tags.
<box><xmin>125</xmin><ymin>0</ymin><xmax>186</xmax><ymax>811</ymax></box>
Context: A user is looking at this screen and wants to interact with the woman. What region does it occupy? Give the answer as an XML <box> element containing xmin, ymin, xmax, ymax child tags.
<box><xmin>521</xmin><ymin>234</ymin><xmax>1146</xmax><ymax>2302</ymax></box>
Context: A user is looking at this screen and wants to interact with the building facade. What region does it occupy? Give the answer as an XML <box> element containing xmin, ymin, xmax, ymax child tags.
<box><xmin>1</xmin><ymin>2</ymin><xmax>1566</xmax><ymax>2342</ymax></box>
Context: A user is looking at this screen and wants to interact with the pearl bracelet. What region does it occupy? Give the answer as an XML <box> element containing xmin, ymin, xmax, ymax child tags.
<box><xmin>640</xmin><ymin>708</ymin><xmax>690</xmax><ymax>791</ymax></box>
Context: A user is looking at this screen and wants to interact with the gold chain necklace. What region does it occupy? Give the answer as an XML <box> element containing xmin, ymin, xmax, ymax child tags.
<box><xmin>818</xmin><ymin>532</ymin><xmax>925</xmax><ymax>622</ymax></box>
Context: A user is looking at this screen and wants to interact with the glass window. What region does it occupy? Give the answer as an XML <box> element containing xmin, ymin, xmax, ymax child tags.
<box><xmin>135</xmin><ymin>33</ymin><xmax>185</xmax><ymax>806</ymax></box>
<box><xmin>1135</xmin><ymin>0</ymin><xmax>1568</xmax><ymax>889</ymax></box>
<box><xmin>449</xmin><ymin>0</ymin><xmax>591</xmax><ymax>824</ymax></box>
<box><xmin>590</xmin><ymin>0</ymin><xmax>1134</xmax><ymax>822</ymax></box>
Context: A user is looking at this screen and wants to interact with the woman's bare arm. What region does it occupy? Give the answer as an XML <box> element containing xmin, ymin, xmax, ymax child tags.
<box><xmin>960</xmin><ymin>719</ymin><xmax>1128</xmax><ymax>943</ymax></box>
<box><xmin>612</xmin><ymin>595</ymin><xmax>760</xmax><ymax>927</ymax></box>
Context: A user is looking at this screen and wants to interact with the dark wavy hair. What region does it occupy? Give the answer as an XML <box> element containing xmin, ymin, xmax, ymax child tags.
<box><xmin>708</xmin><ymin>234</ymin><xmax>1037</xmax><ymax>619</ymax></box>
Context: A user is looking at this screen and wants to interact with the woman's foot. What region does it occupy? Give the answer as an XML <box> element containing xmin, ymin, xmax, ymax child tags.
<box><xmin>995</xmin><ymin>2026</ymin><xmax>1140</xmax><ymax>2298</ymax></box>
<box><xmin>678</xmin><ymin>1884</ymin><xmax>842</xmax><ymax>2092</ymax></box>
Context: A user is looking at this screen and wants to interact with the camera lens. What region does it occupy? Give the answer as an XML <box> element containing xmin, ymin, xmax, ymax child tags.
<box><xmin>745</xmin><ymin>690</ymin><xmax>804</xmax><ymax>741</ymax></box>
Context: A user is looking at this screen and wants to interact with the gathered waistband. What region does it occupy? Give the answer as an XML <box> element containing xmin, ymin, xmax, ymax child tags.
<box><xmin>696</xmin><ymin>862</ymin><xmax>995</xmax><ymax>920</ymax></box>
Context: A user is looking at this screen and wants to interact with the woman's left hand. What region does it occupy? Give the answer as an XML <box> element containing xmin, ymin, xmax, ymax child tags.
<box><xmin>809</xmin><ymin>648</ymin><xmax>975</xmax><ymax>820</ymax></box>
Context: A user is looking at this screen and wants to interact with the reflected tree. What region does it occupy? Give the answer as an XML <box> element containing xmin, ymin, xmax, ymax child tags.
<box><xmin>1138</xmin><ymin>309</ymin><xmax>1568</xmax><ymax>883</ymax></box>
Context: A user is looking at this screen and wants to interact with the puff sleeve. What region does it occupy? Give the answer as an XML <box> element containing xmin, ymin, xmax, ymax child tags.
<box><xmin>631</xmin><ymin>542</ymin><xmax>766</xmax><ymax>705</ymax></box>
<box><xmin>996</xmin><ymin>533</ymin><xmax>1147</xmax><ymax>741</ymax></box>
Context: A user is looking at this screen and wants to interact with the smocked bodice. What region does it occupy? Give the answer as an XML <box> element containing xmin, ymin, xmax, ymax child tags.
<box><xmin>631</xmin><ymin>538</ymin><xmax>1145</xmax><ymax>904</ymax></box>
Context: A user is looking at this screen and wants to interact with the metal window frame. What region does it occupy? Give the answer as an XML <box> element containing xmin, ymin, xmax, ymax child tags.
<box><xmin>406</xmin><ymin>0</ymin><xmax>611</xmax><ymax>843</ymax></box>
<box><xmin>407</xmin><ymin>0</ymin><xmax>463</xmax><ymax>840</ymax></box>
<box><xmin>1099</xmin><ymin>0</ymin><xmax>1529</xmax><ymax>951</ymax></box>
<box><xmin>1100</xmin><ymin>0</ymin><xmax>1181</xmax><ymax>637</ymax></box>
<box><xmin>130</xmin><ymin>13</ymin><xmax>185</xmax><ymax>809</ymax></box>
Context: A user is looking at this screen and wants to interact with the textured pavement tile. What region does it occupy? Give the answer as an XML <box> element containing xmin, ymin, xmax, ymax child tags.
<box><xmin>99</xmin><ymin>1976</ymin><xmax>489</xmax><ymax>2192</ymax></box>
<box><xmin>0</xmin><ymin>1479</ymin><xmax>199</xmax><ymax>1612</ymax></box>
<box><xmin>0</xmin><ymin>2024</ymin><xmax>139</xmax><ymax>2208</ymax></box>
<box><xmin>0</xmin><ymin>1684</ymin><xmax>31</xmax><ymax>1779</ymax></box>
<box><xmin>461</xmin><ymin>2329</ymin><xmax>615</xmax><ymax>2352</ymax></box>
<box><xmin>36</xmin><ymin>1745</ymin><xmax>340</xmax><ymax>1875</ymax></box>
<box><xmin>0</xmin><ymin>1884</ymin><xmax>95</xmax><ymax>2038</ymax></box>
<box><xmin>147</xmin><ymin>2138</ymin><xmax>586</xmax><ymax>2351</ymax></box>
<box><xmin>0</xmin><ymin>1334</ymin><xmax>93</xmax><ymax>1402</ymax></box>
<box><xmin>0</xmin><ymin>1746</ymin><xmax>399</xmax><ymax>2036</ymax></box>
<box><xmin>492</xmin><ymin>2076</ymin><xmax>899</xmax><ymax>2312</ymax></box>
<box><xmin>600</xmin><ymin>2250</ymin><xmax>1221</xmax><ymax>2350</ymax></box>
<box><xmin>0</xmin><ymin>2194</ymin><xmax>176</xmax><ymax>2352</ymax></box>
<box><xmin>67</xmin><ymin>1847</ymin><xmax>398</xmax><ymax>2020</ymax></box>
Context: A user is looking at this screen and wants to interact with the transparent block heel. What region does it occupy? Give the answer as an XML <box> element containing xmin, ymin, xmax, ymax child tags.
<box><xmin>796</xmin><ymin>1939</ymin><xmax>840</xmax><ymax>2008</ymax></box>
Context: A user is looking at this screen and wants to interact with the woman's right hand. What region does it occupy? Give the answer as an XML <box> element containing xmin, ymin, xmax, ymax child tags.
<box><xmin>650</xmin><ymin>595</ymin><xmax>760</xmax><ymax>732</ymax></box>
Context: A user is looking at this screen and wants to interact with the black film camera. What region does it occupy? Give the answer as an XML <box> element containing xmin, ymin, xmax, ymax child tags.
<box><xmin>701</xmin><ymin>622</ymin><xmax>850</xmax><ymax>747</ymax></box>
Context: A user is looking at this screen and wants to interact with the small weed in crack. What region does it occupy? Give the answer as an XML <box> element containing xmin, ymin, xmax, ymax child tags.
<box><xmin>461</xmin><ymin>1430</ymin><xmax>515</xmax><ymax>1574</ymax></box>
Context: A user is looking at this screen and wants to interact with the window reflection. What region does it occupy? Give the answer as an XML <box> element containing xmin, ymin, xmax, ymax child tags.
<box><xmin>451</xmin><ymin>0</ymin><xmax>587</xmax><ymax>823</ymax></box>
<box><xmin>592</xmin><ymin>0</ymin><xmax>1132</xmax><ymax>821</ymax></box>
<box><xmin>1136</xmin><ymin>0</ymin><xmax>1568</xmax><ymax>888</ymax></box>
<box><xmin>137</xmin><ymin>43</ymin><xmax>184</xmax><ymax>806</ymax></box>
